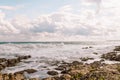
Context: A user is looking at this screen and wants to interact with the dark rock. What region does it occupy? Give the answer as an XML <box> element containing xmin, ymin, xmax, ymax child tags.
<box><xmin>114</xmin><ymin>46</ymin><xmax>120</xmax><ymax>51</ymax></box>
<box><xmin>47</xmin><ymin>71</ymin><xmax>58</xmax><ymax>76</ymax></box>
<box><xmin>55</xmin><ymin>66</ymin><xmax>65</xmax><ymax>71</ymax></box>
<box><xmin>29</xmin><ymin>78</ymin><xmax>40</xmax><ymax>80</ymax></box>
<box><xmin>18</xmin><ymin>55</ymin><xmax>31</xmax><ymax>60</ymax></box>
<box><xmin>72</xmin><ymin>61</ymin><xmax>83</xmax><ymax>65</ymax></box>
<box><xmin>42</xmin><ymin>77</ymin><xmax>56</xmax><ymax>80</ymax></box>
<box><xmin>15</xmin><ymin>69</ymin><xmax>37</xmax><ymax>74</ymax></box>
<box><xmin>93</xmin><ymin>52</ymin><xmax>98</xmax><ymax>55</ymax></box>
<box><xmin>101</xmin><ymin>52</ymin><xmax>120</xmax><ymax>61</ymax></box>
<box><xmin>80</xmin><ymin>57</ymin><xmax>94</xmax><ymax>61</ymax></box>
<box><xmin>7</xmin><ymin>58</ymin><xmax>20</xmax><ymax>67</ymax></box>
<box><xmin>61</xmin><ymin>68</ymin><xmax>71</xmax><ymax>74</ymax></box>
<box><xmin>60</xmin><ymin>74</ymin><xmax>71</xmax><ymax>80</ymax></box>
<box><xmin>90</xmin><ymin>61</ymin><xmax>102</xmax><ymax>69</ymax></box>
<box><xmin>0</xmin><ymin>58</ymin><xmax>6</xmax><ymax>63</ymax></box>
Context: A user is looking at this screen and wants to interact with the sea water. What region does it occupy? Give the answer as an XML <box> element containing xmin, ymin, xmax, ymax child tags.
<box><xmin>0</xmin><ymin>41</ymin><xmax>120</xmax><ymax>78</ymax></box>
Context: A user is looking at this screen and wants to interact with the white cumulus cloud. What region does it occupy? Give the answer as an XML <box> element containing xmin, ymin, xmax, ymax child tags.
<box><xmin>0</xmin><ymin>0</ymin><xmax>120</xmax><ymax>41</ymax></box>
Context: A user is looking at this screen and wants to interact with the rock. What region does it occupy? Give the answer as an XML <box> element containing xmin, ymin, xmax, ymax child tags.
<box><xmin>0</xmin><ymin>58</ymin><xmax>6</xmax><ymax>63</ymax></box>
<box><xmin>70</xmin><ymin>72</ymin><xmax>83</xmax><ymax>80</ymax></box>
<box><xmin>61</xmin><ymin>69</ymin><xmax>70</xmax><ymax>74</ymax></box>
<box><xmin>47</xmin><ymin>71</ymin><xmax>58</xmax><ymax>76</ymax></box>
<box><xmin>80</xmin><ymin>57</ymin><xmax>94</xmax><ymax>61</ymax></box>
<box><xmin>55</xmin><ymin>66</ymin><xmax>65</xmax><ymax>71</ymax></box>
<box><xmin>29</xmin><ymin>78</ymin><xmax>40</xmax><ymax>80</ymax></box>
<box><xmin>0</xmin><ymin>73</ymin><xmax>3</xmax><ymax>79</ymax></box>
<box><xmin>82</xmin><ymin>47</ymin><xmax>89</xmax><ymax>49</ymax></box>
<box><xmin>80</xmin><ymin>70</ymin><xmax>120</xmax><ymax>80</ymax></box>
<box><xmin>93</xmin><ymin>52</ymin><xmax>98</xmax><ymax>55</ymax></box>
<box><xmin>72</xmin><ymin>61</ymin><xmax>83</xmax><ymax>65</ymax></box>
<box><xmin>24</xmin><ymin>69</ymin><xmax>37</xmax><ymax>74</ymax></box>
<box><xmin>9</xmin><ymin>73</ymin><xmax>16</xmax><ymax>80</ymax></box>
<box><xmin>60</xmin><ymin>74</ymin><xmax>71</xmax><ymax>80</ymax></box>
<box><xmin>89</xmin><ymin>46</ymin><xmax>93</xmax><ymax>48</ymax></box>
<box><xmin>15</xmin><ymin>73</ymin><xmax>25</xmax><ymax>80</ymax></box>
<box><xmin>114</xmin><ymin>46</ymin><xmax>120</xmax><ymax>51</ymax></box>
<box><xmin>18</xmin><ymin>55</ymin><xmax>31</xmax><ymax>61</ymax></box>
<box><xmin>42</xmin><ymin>77</ymin><xmax>56</xmax><ymax>80</ymax></box>
<box><xmin>90</xmin><ymin>61</ymin><xmax>102</xmax><ymax>69</ymax></box>
<box><xmin>7</xmin><ymin>58</ymin><xmax>20</xmax><ymax>67</ymax></box>
<box><xmin>2</xmin><ymin>74</ymin><xmax>9</xmax><ymax>80</ymax></box>
<box><xmin>101</xmin><ymin>52</ymin><xmax>120</xmax><ymax>61</ymax></box>
<box><xmin>15</xmin><ymin>69</ymin><xmax>37</xmax><ymax>74</ymax></box>
<box><xmin>0</xmin><ymin>64</ymin><xmax>5</xmax><ymax>71</ymax></box>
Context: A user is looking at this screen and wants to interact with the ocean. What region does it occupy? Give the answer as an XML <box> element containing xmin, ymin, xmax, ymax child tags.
<box><xmin>0</xmin><ymin>41</ymin><xmax>120</xmax><ymax>78</ymax></box>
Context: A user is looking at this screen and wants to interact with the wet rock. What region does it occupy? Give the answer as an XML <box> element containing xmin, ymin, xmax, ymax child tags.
<box><xmin>0</xmin><ymin>58</ymin><xmax>6</xmax><ymax>63</ymax></box>
<box><xmin>93</xmin><ymin>52</ymin><xmax>98</xmax><ymax>55</ymax></box>
<box><xmin>90</xmin><ymin>61</ymin><xmax>102</xmax><ymax>69</ymax></box>
<box><xmin>47</xmin><ymin>71</ymin><xmax>58</xmax><ymax>76</ymax></box>
<box><xmin>60</xmin><ymin>74</ymin><xmax>71</xmax><ymax>80</ymax></box>
<box><xmin>80</xmin><ymin>70</ymin><xmax>120</xmax><ymax>80</ymax></box>
<box><xmin>114</xmin><ymin>46</ymin><xmax>120</xmax><ymax>51</ymax></box>
<box><xmin>15</xmin><ymin>69</ymin><xmax>37</xmax><ymax>74</ymax></box>
<box><xmin>7</xmin><ymin>58</ymin><xmax>20</xmax><ymax>67</ymax></box>
<box><xmin>72</xmin><ymin>61</ymin><xmax>83</xmax><ymax>65</ymax></box>
<box><xmin>80</xmin><ymin>57</ymin><xmax>94</xmax><ymax>61</ymax></box>
<box><xmin>0</xmin><ymin>73</ymin><xmax>3</xmax><ymax>79</ymax></box>
<box><xmin>9</xmin><ymin>73</ymin><xmax>15</xmax><ymax>80</ymax></box>
<box><xmin>89</xmin><ymin>46</ymin><xmax>93</xmax><ymax>48</ymax></box>
<box><xmin>42</xmin><ymin>77</ymin><xmax>56</xmax><ymax>80</ymax></box>
<box><xmin>101</xmin><ymin>52</ymin><xmax>120</xmax><ymax>61</ymax></box>
<box><xmin>29</xmin><ymin>78</ymin><xmax>40</xmax><ymax>80</ymax></box>
<box><xmin>2</xmin><ymin>74</ymin><xmax>9</xmax><ymax>80</ymax></box>
<box><xmin>82</xmin><ymin>47</ymin><xmax>89</xmax><ymax>49</ymax></box>
<box><xmin>61</xmin><ymin>69</ymin><xmax>71</xmax><ymax>74</ymax></box>
<box><xmin>55</xmin><ymin>66</ymin><xmax>65</xmax><ymax>71</ymax></box>
<box><xmin>0</xmin><ymin>64</ymin><xmax>5</xmax><ymax>71</ymax></box>
<box><xmin>18</xmin><ymin>55</ymin><xmax>31</xmax><ymax>60</ymax></box>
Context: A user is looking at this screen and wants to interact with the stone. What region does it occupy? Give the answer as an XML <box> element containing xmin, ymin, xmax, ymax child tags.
<box><xmin>72</xmin><ymin>61</ymin><xmax>83</xmax><ymax>65</ymax></box>
<box><xmin>0</xmin><ymin>58</ymin><xmax>6</xmax><ymax>63</ymax></box>
<box><xmin>15</xmin><ymin>69</ymin><xmax>37</xmax><ymax>74</ymax></box>
<box><xmin>42</xmin><ymin>77</ymin><xmax>55</xmax><ymax>80</ymax></box>
<box><xmin>15</xmin><ymin>73</ymin><xmax>25</xmax><ymax>80</ymax></box>
<box><xmin>114</xmin><ymin>46</ymin><xmax>120</xmax><ymax>51</ymax></box>
<box><xmin>60</xmin><ymin>74</ymin><xmax>71</xmax><ymax>80</ymax></box>
<box><xmin>101</xmin><ymin>52</ymin><xmax>120</xmax><ymax>61</ymax></box>
<box><xmin>80</xmin><ymin>57</ymin><xmax>94</xmax><ymax>61</ymax></box>
<box><xmin>47</xmin><ymin>71</ymin><xmax>58</xmax><ymax>76</ymax></box>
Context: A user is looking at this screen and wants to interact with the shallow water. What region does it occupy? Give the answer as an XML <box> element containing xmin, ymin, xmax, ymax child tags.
<box><xmin>0</xmin><ymin>41</ymin><xmax>120</xmax><ymax>78</ymax></box>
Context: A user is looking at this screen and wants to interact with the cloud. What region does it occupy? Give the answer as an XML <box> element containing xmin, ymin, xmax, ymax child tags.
<box><xmin>0</xmin><ymin>0</ymin><xmax>120</xmax><ymax>41</ymax></box>
<box><xmin>0</xmin><ymin>6</ymin><xmax>17</xmax><ymax>10</ymax></box>
<box><xmin>0</xmin><ymin>11</ymin><xmax>19</xmax><ymax>35</ymax></box>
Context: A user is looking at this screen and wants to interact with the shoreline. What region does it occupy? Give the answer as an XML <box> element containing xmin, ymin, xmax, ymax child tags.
<box><xmin>0</xmin><ymin>46</ymin><xmax>120</xmax><ymax>80</ymax></box>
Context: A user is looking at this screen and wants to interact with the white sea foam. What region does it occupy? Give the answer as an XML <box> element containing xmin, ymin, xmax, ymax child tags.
<box><xmin>0</xmin><ymin>41</ymin><xmax>120</xmax><ymax>78</ymax></box>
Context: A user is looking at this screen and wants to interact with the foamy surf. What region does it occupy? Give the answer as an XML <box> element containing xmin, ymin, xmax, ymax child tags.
<box><xmin>0</xmin><ymin>41</ymin><xmax>120</xmax><ymax>78</ymax></box>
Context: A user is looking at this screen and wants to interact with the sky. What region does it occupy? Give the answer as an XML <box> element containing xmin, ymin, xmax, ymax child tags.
<box><xmin>0</xmin><ymin>0</ymin><xmax>120</xmax><ymax>41</ymax></box>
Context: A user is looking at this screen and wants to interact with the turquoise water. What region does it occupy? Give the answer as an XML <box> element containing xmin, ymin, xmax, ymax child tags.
<box><xmin>0</xmin><ymin>41</ymin><xmax>103</xmax><ymax>45</ymax></box>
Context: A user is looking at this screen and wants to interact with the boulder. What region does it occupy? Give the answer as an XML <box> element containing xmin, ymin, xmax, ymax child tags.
<box><xmin>15</xmin><ymin>69</ymin><xmax>37</xmax><ymax>74</ymax></box>
<box><xmin>47</xmin><ymin>71</ymin><xmax>58</xmax><ymax>76</ymax></box>
<box><xmin>101</xmin><ymin>52</ymin><xmax>120</xmax><ymax>61</ymax></box>
<box><xmin>114</xmin><ymin>46</ymin><xmax>120</xmax><ymax>51</ymax></box>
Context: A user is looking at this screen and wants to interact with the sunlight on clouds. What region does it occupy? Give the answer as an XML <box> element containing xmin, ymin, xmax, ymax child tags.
<box><xmin>0</xmin><ymin>0</ymin><xmax>120</xmax><ymax>41</ymax></box>
<box><xmin>0</xmin><ymin>6</ymin><xmax>16</xmax><ymax>10</ymax></box>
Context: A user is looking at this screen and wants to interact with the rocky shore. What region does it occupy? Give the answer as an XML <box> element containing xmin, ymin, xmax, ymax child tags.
<box><xmin>0</xmin><ymin>46</ymin><xmax>120</xmax><ymax>80</ymax></box>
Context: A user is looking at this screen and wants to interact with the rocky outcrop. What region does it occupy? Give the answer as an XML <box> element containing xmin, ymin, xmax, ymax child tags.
<box><xmin>101</xmin><ymin>52</ymin><xmax>120</xmax><ymax>61</ymax></box>
<box><xmin>44</xmin><ymin>60</ymin><xmax>120</xmax><ymax>80</ymax></box>
<box><xmin>15</xmin><ymin>69</ymin><xmax>37</xmax><ymax>74</ymax></box>
<box><xmin>0</xmin><ymin>55</ymin><xmax>31</xmax><ymax>71</ymax></box>
<box><xmin>114</xmin><ymin>46</ymin><xmax>120</xmax><ymax>51</ymax></box>
<box><xmin>47</xmin><ymin>71</ymin><xmax>58</xmax><ymax>76</ymax></box>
